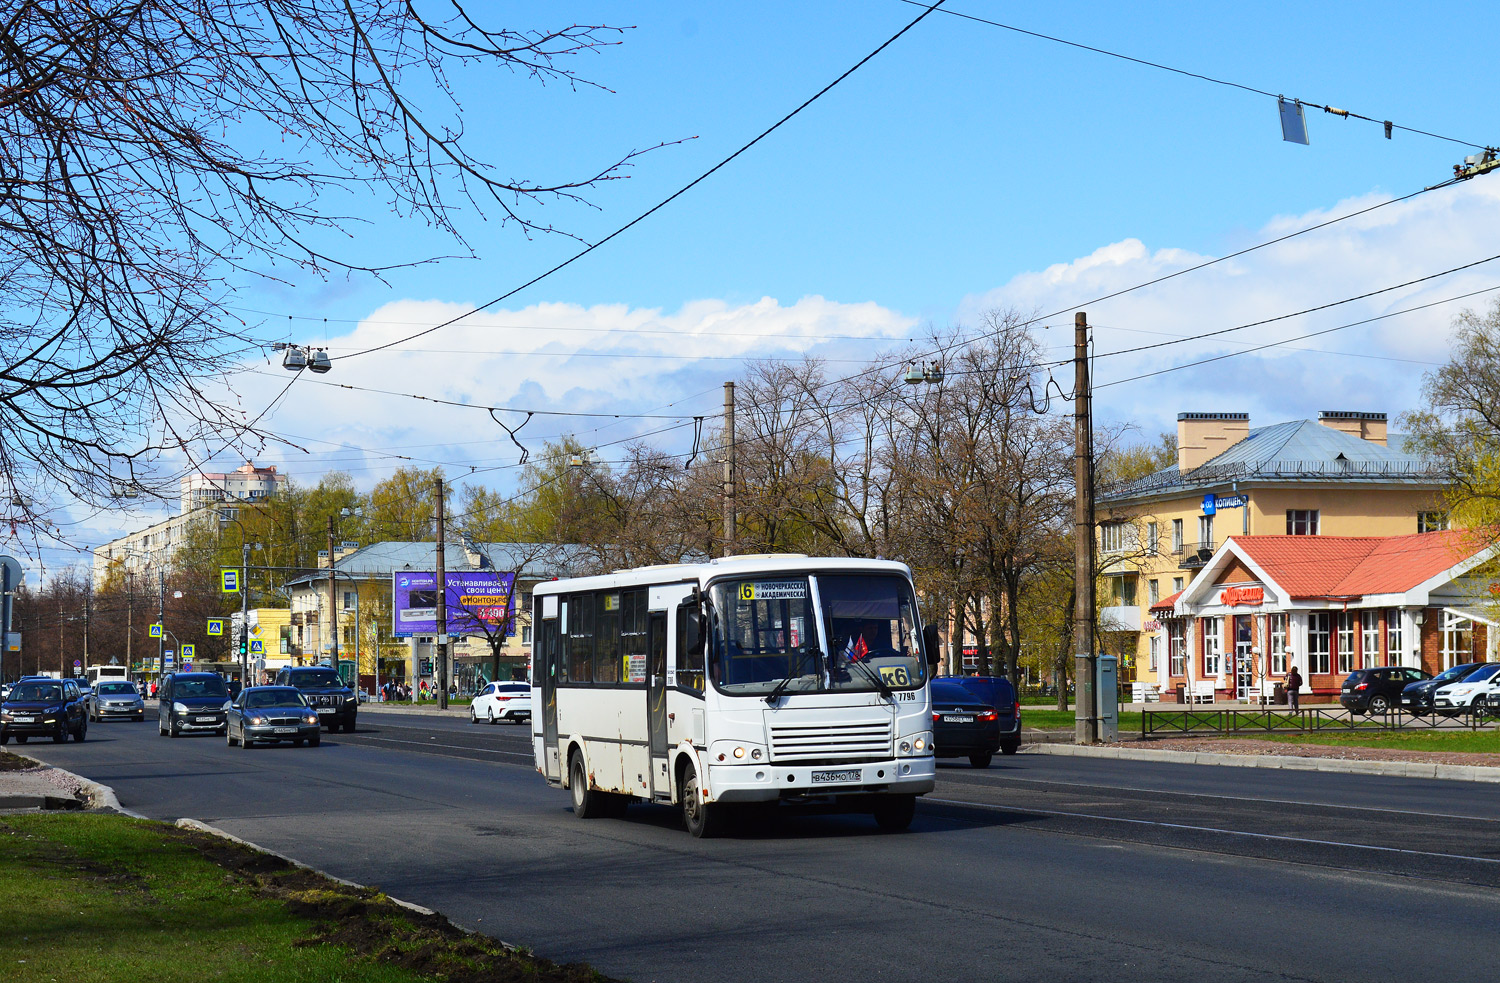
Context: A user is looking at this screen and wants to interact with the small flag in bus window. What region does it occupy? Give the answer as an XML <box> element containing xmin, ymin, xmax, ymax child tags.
<box><xmin>1279</xmin><ymin>97</ymin><xmax>1309</xmax><ymax>145</ymax></box>
<box><xmin>843</xmin><ymin>635</ymin><xmax>869</xmax><ymax>664</ymax></box>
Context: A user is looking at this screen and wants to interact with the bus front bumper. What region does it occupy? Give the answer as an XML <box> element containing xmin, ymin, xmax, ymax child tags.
<box><xmin>708</xmin><ymin>757</ymin><xmax>936</xmax><ymax>803</ymax></box>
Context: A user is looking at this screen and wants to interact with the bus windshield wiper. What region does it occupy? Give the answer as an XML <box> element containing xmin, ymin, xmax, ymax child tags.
<box><xmin>848</xmin><ymin>658</ymin><xmax>893</xmax><ymax>700</ymax></box>
<box><xmin>765</xmin><ymin>649</ymin><xmax>816</xmax><ymax>705</ymax></box>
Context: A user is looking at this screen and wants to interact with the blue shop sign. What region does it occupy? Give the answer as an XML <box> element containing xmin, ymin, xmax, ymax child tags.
<box><xmin>1203</xmin><ymin>493</ymin><xmax>1249</xmax><ymax>515</ymax></box>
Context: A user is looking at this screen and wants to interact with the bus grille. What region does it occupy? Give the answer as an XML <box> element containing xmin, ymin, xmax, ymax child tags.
<box><xmin>769</xmin><ymin>720</ymin><xmax>892</xmax><ymax>762</ymax></box>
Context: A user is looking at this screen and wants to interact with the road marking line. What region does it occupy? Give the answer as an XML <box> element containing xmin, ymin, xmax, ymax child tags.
<box><xmin>345</xmin><ymin>734</ymin><xmax>532</xmax><ymax>759</ymax></box>
<box><xmin>923</xmin><ymin>796</ymin><xmax>1500</xmax><ymax>865</ymax></box>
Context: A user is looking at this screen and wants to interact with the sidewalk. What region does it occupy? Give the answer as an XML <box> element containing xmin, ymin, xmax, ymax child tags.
<box><xmin>1027</xmin><ymin>740</ymin><xmax>1500</xmax><ymax>783</ymax></box>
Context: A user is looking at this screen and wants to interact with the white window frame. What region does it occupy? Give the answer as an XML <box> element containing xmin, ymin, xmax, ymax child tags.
<box><xmin>1101</xmin><ymin>522</ymin><xmax>1138</xmax><ymax>554</ymax></box>
<box><xmin>1203</xmin><ymin>617</ymin><xmax>1223</xmax><ymax>677</ymax></box>
<box><xmin>1385</xmin><ymin>609</ymin><xmax>1403</xmax><ymax>665</ymax></box>
<box><xmin>1307</xmin><ymin>612</ymin><xmax>1331</xmax><ymax>675</ymax></box>
<box><xmin>1269</xmin><ymin>614</ymin><xmax>1288</xmax><ymax>675</ymax></box>
<box><xmin>1146</xmin><ymin>522</ymin><xmax>1159</xmax><ymax>553</ymax></box>
<box><xmin>1418</xmin><ymin>510</ymin><xmax>1450</xmax><ymax>533</ymax></box>
<box><xmin>1172</xmin><ymin>576</ymin><xmax>1184</xmax><ymax>593</ymax></box>
<box><xmin>1442</xmin><ymin>612</ymin><xmax>1474</xmax><ymax>671</ymax></box>
<box><xmin>1337</xmin><ymin>611</ymin><xmax>1356</xmax><ymax>672</ymax></box>
<box><xmin>1198</xmin><ymin>515</ymin><xmax>1214</xmax><ymax>551</ymax></box>
<box><xmin>1361</xmin><ymin>610</ymin><xmax>1380</xmax><ymax>667</ymax></box>
<box><xmin>1286</xmin><ymin>509</ymin><xmax>1320</xmax><ymax>535</ymax></box>
<box><xmin>1169</xmin><ymin>622</ymin><xmax>1186</xmax><ymax>677</ymax></box>
<box><xmin>1148</xmin><ymin>579</ymin><xmax>1160</xmax><ymax>605</ymax></box>
<box><xmin>1149</xmin><ymin>634</ymin><xmax>1161</xmax><ymax>673</ymax></box>
<box><xmin>1172</xmin><ymin>519</ymin><xmax>1184</xmax><ymax>554</ymax></box>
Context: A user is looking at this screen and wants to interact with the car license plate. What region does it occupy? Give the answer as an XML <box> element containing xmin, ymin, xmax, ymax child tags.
<box><xmin>15</xmin><ymin>715</ymin><xmax>34</xmax><ymax>723</ymax></box>
<box><xmin>943</xmin><ymin>714</ymin><xmax>974</xmax><ymax>723</ymax></box>
<box><xmin>194</xmin><ymin>716</ymin><xmax>216</xmax><ymax>723</ymax></box>
<box><xmin>273</xmin><ymin>727</ymin><xmax>295</xmax><ymax>734</ymax></box>
<box><xmin>316</xmin><ymin>707</ymin><xmax>333</xmax><ymax>714</ymax></box>
<box><xmin>811</xmin><ymin>769</ymin><xmax>861</xmax><ymax>784</ymax></box>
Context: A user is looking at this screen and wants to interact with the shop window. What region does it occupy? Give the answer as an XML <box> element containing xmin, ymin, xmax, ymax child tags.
<box><xmin>1149</xmin><ymin>635</ymin><xmax>1161</xmax><ymax>673</ymax></box>
<box><xmin>1286</xmin><ymin>509</ymin><xmax>1319</xmax><ymax>535</ymax></box>
<box><xmin>1361</xmin><ymin>610</ymin><xmax>1380</xmax><ymax>666</ymax></box>
<box><xmin>1307</xmin><ymin>612</ymin><xmax>1331</xmax><ymax>674</ymax></box>
<box><xmin>1203</xmin><ymin>617</ymin><xmax>1223</xmax><ymax>676</ymax></box>
<box><xmin>1418</xmin><ymin>511</ymin><xmax>1449</xmax><ymax>533</ymax></box>
<box><xmin>1172</xmin><ymin>519</ymin><xmax>1184</xmax><ymax>554</ymax></box>
<box><xmin>1169</xmin><ymin>622</ymin><xmax>1186</xmax><ymax>677</ymax></box>
<box><xmin>1385</xmin><ymin>610</ymin><xmax>1403</xmax><ymax>663</ymax></box>
<box><xmin>1269</xmin><ymin>614</ymin><xmax>1287</xmax><ymax>675</ymax></box>
<box><xmin>1337</xmin><ymin>612</ymin><xmax>1356</xmax><ymax>672</ymax></box>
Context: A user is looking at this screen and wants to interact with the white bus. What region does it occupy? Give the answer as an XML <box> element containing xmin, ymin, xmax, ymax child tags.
<box><xmin>532</xmin><ymin>555</ymin><xmax>939</xmax><ymax>837</ymax></box>
<box><xmin>86</xmin><ymin>665</ymin><xmax>129</xmax><ymax>686</ymax></box>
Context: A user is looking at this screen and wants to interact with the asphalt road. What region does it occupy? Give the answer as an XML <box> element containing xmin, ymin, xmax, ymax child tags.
<box><xmin>18</xmin><ymin>709</ymin><xmax>1500</xmax><ymax>983</ymax></box>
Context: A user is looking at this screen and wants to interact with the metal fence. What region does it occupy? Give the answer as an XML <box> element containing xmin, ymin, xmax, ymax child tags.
<box><xmin>1141</xmin><ymin>707</ymin><xmax>1498</xmax><ymax>738</ymax></box>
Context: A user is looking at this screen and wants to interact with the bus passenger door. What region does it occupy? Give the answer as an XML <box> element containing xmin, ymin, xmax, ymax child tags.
<box><xmin>648</xmin><ymin>611</ymin><xmax>670</xmax><ymax>800</ymax></box>
<box><xmin>541</xmin><ymin>618</ymin><xmax>561</xmax><ymax>782</ymax></box>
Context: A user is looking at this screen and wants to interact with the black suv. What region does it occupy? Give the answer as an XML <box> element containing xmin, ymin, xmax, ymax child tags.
<box><xmin>1</xmin><ymin>677</ymin><xmax>88</xmax><ymax>744</ymax></box>
<box><xmin>1340</xmin><ymin>666</ymin><xmax>1431</xmax><ymax>714</ymax></box>
<box><xmin>158</xmin><ymin>672</ymin><xmax>230</xmax><ymax>737</ymax></box>
<box><xmin>275</xmin><ymin>666</ymin><xmax>357</xmax><ymax>732</ymax></box>
<box><xmin>1401</xmin><ymin>662</ymin><xmax>1485</xmax><ymax>715</ymax></box>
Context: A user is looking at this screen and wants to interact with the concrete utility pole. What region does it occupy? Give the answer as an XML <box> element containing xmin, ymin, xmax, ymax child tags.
<box><xmin>1073</xmin><ymin>311</ymin><xmax>1099</xmax><ymax>745</ymax></box>
<box><xmin>240</xmin><ymin>542</ymin><xmax>251</xmax><ymax>685</ymax></box>
<box><xmin>435</xmin><ymin>477</ymin><xmax>448</xmax><ymax>710</ymax></box>
<box><xmin>157</xmin><ymin>568</ymin><xmax>164</xmax><ymax>671</ymax></box>
<box><xmin>723</xmin><ymin>380</ymin><xmax>736</xmax><ymax>556</ymax></box>
<box><xmin>327</xmin><ymin>515</ymin><xmax>340</xmax><ymax>673</ymax></box>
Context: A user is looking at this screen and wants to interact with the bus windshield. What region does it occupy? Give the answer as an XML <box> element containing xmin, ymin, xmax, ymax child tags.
<box><xmin>710</xmin><ymin>573</ymin><xmax>926</xmax><ymax>695</ymax></box>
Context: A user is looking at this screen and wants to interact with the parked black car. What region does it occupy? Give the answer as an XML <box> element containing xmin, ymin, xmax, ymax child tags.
<box><xmin>227</xmin><ymin>686</ymin><xmax>323</xmax><ymax>748</ymax></box>
<box><xmin>157</xmin><ymin>672</ymin><xmax>229</xmax><ymax>737</ymax></box>
<box><xmin>1340</xmin><ymin>666</ymin><xmax>1431</xmax><ymax>713</ymax></box>
<box><xmin>1</xmin><ymin>677</ymin><xmax>88</xmax><ymax>744</ymax></box>
<box><xmin>274</xmin><ymin>666</ymin><xmax>357</xmax><ymax>732</ymax></box>
<box><xmin>931</xmin><ymin>678</ymin><xmax>1007</xmax><ymax>768</ymax></box>
<box><xmin>944</xmin><ymin>675</ymin><xmax>1022</xmax><ymax>754</ymax></box>
<box><xmin>1400</xmin><ymin>662</ymin><xmax>1486</xmax><ymax>715</ymax></box>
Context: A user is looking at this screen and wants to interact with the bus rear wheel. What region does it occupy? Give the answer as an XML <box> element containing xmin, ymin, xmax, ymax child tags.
<box><xmin>680</xmin><ymin>763</ymin><xmax>724</xmax><ymax>838</ymax></box>
<box><xmin>872</xmin><ymin>794</ymin><xmax>916</xmax><ymax>832</ymax></box>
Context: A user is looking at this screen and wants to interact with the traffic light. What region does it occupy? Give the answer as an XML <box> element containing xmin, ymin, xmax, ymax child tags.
<box><xmin>239</xmin><ymin>627</ymin><xmax>248</xmax><ymax>658</ymax></box>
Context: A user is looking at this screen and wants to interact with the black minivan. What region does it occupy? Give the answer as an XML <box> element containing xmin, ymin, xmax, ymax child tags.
<box><xmin>1340</xmin><ymin>666</ymin><xmax>1431</xmax><ymax>714</ymax></box>
<box><xmin>157</xmin><ymin>672</ymin><xmax>229</xmax><ymax>737</ymax></box>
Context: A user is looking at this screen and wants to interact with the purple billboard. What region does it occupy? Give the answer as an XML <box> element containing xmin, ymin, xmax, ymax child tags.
<box><xmin>392</xmin><ymin>571</ymin><xmax>516</xmax><ymax>637</ymax></box>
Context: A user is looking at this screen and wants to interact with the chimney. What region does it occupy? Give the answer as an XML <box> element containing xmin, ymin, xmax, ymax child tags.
<box><xmin>1177</xmin><ymin>412</ymin><xmax>1249</xmax><ymax>472</ymax></box>
<box><xmin>1318</xmin><ymin>411</ymin><xmax>1387</xmax><ymax>446</ymax></box>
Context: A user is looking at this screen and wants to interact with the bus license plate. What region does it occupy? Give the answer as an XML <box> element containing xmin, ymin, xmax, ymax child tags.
<box><xmin>811</xmin><ymin>769</ymin><xmax>861</xmax><ymax>784</ymax></box>
<box><xmin>943</xmin><ymin>715</ymin><xmax>973</xmax><ymax>723</ymax></box>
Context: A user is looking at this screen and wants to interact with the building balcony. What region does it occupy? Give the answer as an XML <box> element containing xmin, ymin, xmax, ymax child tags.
<box><xmin>1101</xmin><ymin>605</ymin><xmax>1143</xmax><ymax>632</ymax></box>
<box><xmin>1178</xmin><ymin>541</ymin><xmax>1216</xmax><ymax>569</ymax></box>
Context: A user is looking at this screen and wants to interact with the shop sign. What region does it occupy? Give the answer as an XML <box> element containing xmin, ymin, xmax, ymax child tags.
<box><xmin>1219</xmin><ymin>586</ymin><xmax>1264</xmax><ymax>607</ymax></box>
<box><xmin>1202</xmin><ymin>493</ymin><xmax>1250</xmax><ymax>514</ymax></box>
<box><xmin>1143</xmin><ymin>620</ymin><xmax>1163</xmax><ymax>632</ymax></box>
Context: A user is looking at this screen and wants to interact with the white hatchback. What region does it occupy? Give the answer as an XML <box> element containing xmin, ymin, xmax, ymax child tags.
<box><xmin>1432</xmin><ymin>662</ymin><xmax>1500</xmax><ymax>714</ymax></box>
<box><xmin>469</xmin><ymin>681</ymin><xmax>532</xmax><ymax>724</ymax></box>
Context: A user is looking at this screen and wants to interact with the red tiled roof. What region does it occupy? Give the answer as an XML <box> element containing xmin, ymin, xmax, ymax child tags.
<box><xmin>1229</xmin><ymin>530</ymin><xmax>1485</xmax><ymax>600</ymax></box>
<box><xmin>1150</xmin><ymin>589</ymin><xmax>1183</xmax><ymax>611</ymax></box>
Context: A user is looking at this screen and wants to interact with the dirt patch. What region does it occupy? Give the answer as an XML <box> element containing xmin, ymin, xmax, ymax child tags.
<box><xmin>1121</xmin><ymin>737</ymin><xmax>1500</xmax><ymax>768</ymax></box>
<box><xmin>0</xmin><ymin>749</ymin><xmax>36</xmax><ymax>771</ymax></box>
<box><xmin>161</xmin><ymin>824</ymin><xmax>614</xmax><ymax>982</ymax></box>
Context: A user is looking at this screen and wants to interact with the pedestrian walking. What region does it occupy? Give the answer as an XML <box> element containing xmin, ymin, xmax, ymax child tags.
<box><xmin>1286</xmin><ymin>664</ymin><xmax>1303</xmax><ymax>710</ymax></box>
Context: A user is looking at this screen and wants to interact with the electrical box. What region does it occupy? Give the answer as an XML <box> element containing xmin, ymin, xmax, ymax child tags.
<box><xmin>1096</xmin><ymin>654</ymin><xmax>1119</xmax><ymax>743</ymax></box>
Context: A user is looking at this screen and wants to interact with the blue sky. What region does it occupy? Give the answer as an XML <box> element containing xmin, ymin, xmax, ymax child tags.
<box><xmin>18</xmin><ymin>0</ymin><xmax>1500</xmax><ymax>579</ymax></box>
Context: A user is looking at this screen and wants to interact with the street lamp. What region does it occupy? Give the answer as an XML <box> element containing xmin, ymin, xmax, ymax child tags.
<box><xmin>274</xmin><ymin>342</ymin><xmax>333</xmax><ymax>374</ymax></box>
<box><xmin>327</xmin><ymin>506</ymin><xmax>363</xmax><ymax>686</ymax></box>
<box><xmin>219</xmin><ymin>511</ymin><xmax>263</xmax><ymax>687</ymax></box>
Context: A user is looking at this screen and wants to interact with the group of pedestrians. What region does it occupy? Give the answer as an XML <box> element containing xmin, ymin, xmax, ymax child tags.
<box><xmin>379</xmin><ymin>681</ymin><xmax>412</xmax><ymax>702</ymax></box>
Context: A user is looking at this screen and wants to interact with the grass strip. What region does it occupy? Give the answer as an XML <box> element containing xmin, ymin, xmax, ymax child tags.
<box><xmin>0</xmin><ymin>812</ymin><xmax>611</xmax><ymax>983</ymax></box>
<box><xmin>1237</xmin><ymin>730</ymin><xmax>1500</xmax><ymax>753</ymax></box>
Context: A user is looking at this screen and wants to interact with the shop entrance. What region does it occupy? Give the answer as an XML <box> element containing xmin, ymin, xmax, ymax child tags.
<box><xmin>1234</xmin><ymin>616</ymin><xmax>1255</xmax><ymax>699</ymax></box>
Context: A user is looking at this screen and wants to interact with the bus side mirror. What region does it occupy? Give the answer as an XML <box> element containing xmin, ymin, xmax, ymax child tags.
<box><xmin>922</xmin><ymin>624</ymin><xmax>942</xmax><ymax>670</ymax></box>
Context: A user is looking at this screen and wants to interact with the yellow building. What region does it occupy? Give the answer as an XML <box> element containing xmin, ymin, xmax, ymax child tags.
<box><xmin>1098</xmin><ymin>411</ymin><xmax>1450</xmax><ymax>693</ymax></box>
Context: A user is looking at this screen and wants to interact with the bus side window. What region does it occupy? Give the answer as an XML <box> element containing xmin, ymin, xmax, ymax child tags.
<box><xmin>676</xmin><ymin>603</ymin><xmax>705</xmax><ymax>695</ymax></box>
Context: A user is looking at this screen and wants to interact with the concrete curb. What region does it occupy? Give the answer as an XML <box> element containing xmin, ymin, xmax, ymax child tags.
<box><xmin>361</xmin><ymin>704</ymin><xmax>469</xmax><ymax>718</ymax></box>
<box><xmin>1027</xmin><ymin>741</ymin><xmax>1500</xmax><ymax>783</ymax></box>
<box><xmin>174</xmin><ymin>818</ymin><xmax>437</xmax><ymax>916</ymax></box>
<box><xmin>0</xmin><ymin>750</ymin><xmax>145</xmax><ymax>815</ymax></box>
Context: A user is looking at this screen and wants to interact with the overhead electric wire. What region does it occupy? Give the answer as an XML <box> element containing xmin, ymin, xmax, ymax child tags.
<box><xmin>334</xmin><ymin>1</ymin><xmax>949</xmax><ymax>363</ymax></box>
<box><xmin>901</xmin><ymin>0</ymin><xmax>1489</xmax><ymax>149</ymax></box>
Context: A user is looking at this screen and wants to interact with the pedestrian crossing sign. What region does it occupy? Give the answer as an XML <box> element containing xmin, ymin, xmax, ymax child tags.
<box><xmin>149</xmin><ymin>624</ymin><xmax>163</xmax><ymax>638</ymax></box>
<box><xmin>206</xmin><ymin>619</ymin><xmax>224</xmax><ymax>636</ymax></box>
<box><xmin>182</xmin><ymin>644</ymin><xmax>195</xmax><ymax>659</ymax></box>
<box><xmin>250</xmin><ymin>639</ymin><xmax>264</xmax><ymax>654</ymax></box>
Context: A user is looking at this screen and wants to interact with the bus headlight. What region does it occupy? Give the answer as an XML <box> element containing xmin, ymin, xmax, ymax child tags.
<box><xmin>897</xmin><ymin>732</ymin><xmax>933</xmax><ymax>756</ymax></box>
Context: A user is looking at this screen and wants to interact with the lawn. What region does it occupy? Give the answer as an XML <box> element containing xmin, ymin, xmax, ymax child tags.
<box><xmin>1245</xmin><ymin>729</ymin><xmax>1500</xmax><ymax>753</ymax></box>
<box><xmin>0</xmin><ymin>812</ymin><xmax>609</xmax><ymax>983</ymax></box>
<box><xmin>1023</xmin><ymin>709</ymin><xmax>1145</xmax><ymax>732</ymax></box>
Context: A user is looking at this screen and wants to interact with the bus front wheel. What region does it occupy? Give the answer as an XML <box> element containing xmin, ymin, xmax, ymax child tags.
<box><xmin>570</xmin><ymin>753</ymin><xmax>609</xmax><ymax>819</ymax></box>
<box><xmin>680</xmin><ymin>763</ymin><xmax>724</xmax><ymax>838</ymax></box>
<box><xmin>872</xmin><ymin>794</ymin><xmax>916</xmax><ymax>832</ymax></box>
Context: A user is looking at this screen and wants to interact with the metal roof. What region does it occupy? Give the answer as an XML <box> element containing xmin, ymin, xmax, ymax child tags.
<box><xmin>1103</xmin><ymin>420</ymin><xmax>1440</xmax><ymax>502</ymax></box>
<box><xmin>282</xmin><ymin>541</ymin><xmax>582</xmax><ymax>588</ymax></box>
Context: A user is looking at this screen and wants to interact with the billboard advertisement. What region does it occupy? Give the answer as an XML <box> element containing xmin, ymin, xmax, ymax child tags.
<box><xmin>392</xmin><ymin>571</ymin><xmax>516</xmax><ymax>638</ymax></box>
